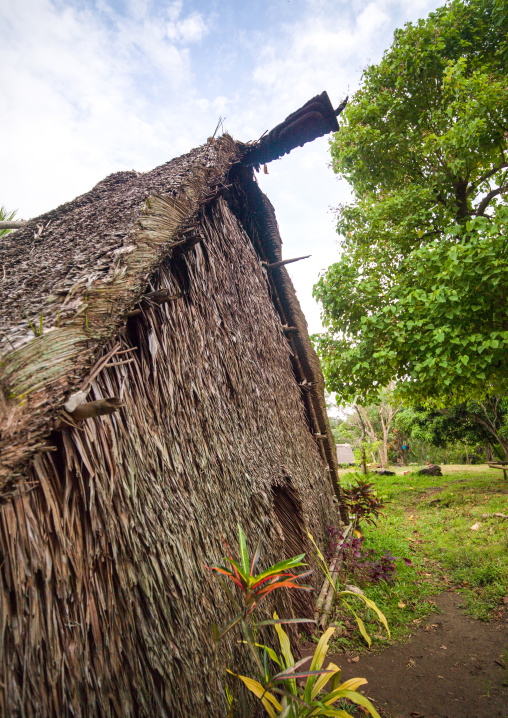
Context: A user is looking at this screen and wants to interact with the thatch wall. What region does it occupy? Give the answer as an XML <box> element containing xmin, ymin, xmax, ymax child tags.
<box><xmin>0</xmin><ymin>132</ymin><xmax>346</xmax><ymax>716</ymax></box>
<box><xmin>0</xmin><ymin>137</ymin><xmax>239</xmax><ymax>493</ymax></box>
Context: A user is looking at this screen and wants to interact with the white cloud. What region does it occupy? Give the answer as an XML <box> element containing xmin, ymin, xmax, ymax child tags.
<box><xmin>0</xmin><ymin>0</ymin><xmax>209</xmax><ymax>216</ymax></box>
<box><xmin>167</xmin><ymin>12</ymin><xmax>208</xmax><ymax>43</ymax></box>
<box><xmin>0</xmin><ymin>0</ymin><xmax>445</xmax><ymax>333</ymax></box>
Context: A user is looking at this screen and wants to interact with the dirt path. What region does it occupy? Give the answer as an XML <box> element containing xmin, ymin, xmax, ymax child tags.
<box><xmin>324</xmin><ymin>592</ymin><xmax>508</xmax><ymax>718</ymax></box>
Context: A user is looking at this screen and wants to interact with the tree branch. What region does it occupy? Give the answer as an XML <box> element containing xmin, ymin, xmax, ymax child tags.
<box><xmin>474</xmin><ymin>183</ymin><xmax>508</xmax><ymax>217</ymax></box>
<box><xmin>467</xmin><ymin>162</ymin><xmax>508</xmax><ymax>197</ymax></box>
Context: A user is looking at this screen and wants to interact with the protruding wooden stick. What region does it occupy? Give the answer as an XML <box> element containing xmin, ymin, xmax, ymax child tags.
<box><xmin>0</xmin><ymin>220</ymin><xmax>27</xmax><ymax>229</ymax></box>
<box><xmin>127</xmin><ymin>290</ymin><xmax>182</xmax><ymax>316</ymax></box>
<box><xmin>314</xmin><ymin>434</ymin><xmax>327</xmax><ymax>440</ymax></box>
<box><xmin>144</xmin><ymin>289</ymin><xmax>183</xmax><ymax>303</ymax></box>
<box><xmin>282</xmin><ymin>325</ymin><xmax>298</xmax><ymax>335</ymax></box>
<box><xmin>70</xmin><ymin>397</ymin><xmax>123</xmax><ymax>421</ymax></box>
<box><xmin>262</xmin><ymin>255</ymin><xmax>311</xmax><ymax>270</ymax></box>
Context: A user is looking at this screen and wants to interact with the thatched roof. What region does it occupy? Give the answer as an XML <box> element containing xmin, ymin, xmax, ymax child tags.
<box><xmin>336</xmin><ymin>443</ymin><xmax>355</xmax><ymax>464</ymax></box>
<box><xmin>0</xmin><ymin>93</ymin><xmax>345</xmax><ymax>506</ymax></box>
<box><xmin>0</xmin><ymin>92</ymin><xmax>348</xmax><ymax>716</ymax></box>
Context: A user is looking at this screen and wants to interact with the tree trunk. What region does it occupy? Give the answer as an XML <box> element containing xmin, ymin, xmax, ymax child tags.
<box><xmin>485</xmin><ymin>442</ymin><xmax>494</xmax><ymax>462</ymax></box>
<box><xmin>354</xmin><ymin>406</ymin><xmax>368</xmax><ymax>475</ymax></box>
<box><xmin>474</xmin><ymin>397</ymin><xmax>508</xmax><ymax>462</ymax></box>
<box><xmin>499</xmin><ymin>438</ymin><xmax>508</xmax><ymax>462</ymax></box>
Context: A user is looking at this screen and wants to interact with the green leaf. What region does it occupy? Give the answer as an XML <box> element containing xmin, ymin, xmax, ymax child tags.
<box><xmin>253</xmin><ymin>555</ymin><xmax>306</xmax><ymax>583</ymax></box>
<box><xmin>237</xmin><ymin>524</ymin><xmax>250</xmax><ymax>575</ymax></box>
<box><xmin>340</xmin><ymin>600</ymin><xmax>371</xmax><ymax>647</ymax></box>
<box><xmin>256</xmin><ymin>618</ymin><xmax>316</xmax><ymax>627</ymax></box>
<box><xmin>339</xmin><ymin>592</ymin><xmax>390</xmax><ymax>639</ymax></box>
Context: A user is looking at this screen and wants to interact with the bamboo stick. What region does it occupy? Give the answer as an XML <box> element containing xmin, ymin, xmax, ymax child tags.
<box><xmin>0</xmin><ymin>220</ymin><xmax>27</xmax><ymax>229</ymax></box>
<box><xmin>315</xmin><ymin>523</ymin><xmax>353</xmax><ymax>627</ymax></box>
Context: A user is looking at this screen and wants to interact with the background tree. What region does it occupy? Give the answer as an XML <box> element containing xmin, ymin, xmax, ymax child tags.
<box><xmin>355</xmin><ymin>387</ymin><xmax>402</xmax><ymax>468</ymax></box>
<box><xmin>397</xmin><ymin>397</ymin><xmax>508</xmax><ymax>461</ymax></box>
<box><xmin>314</xmin><ymin>0</ymin><xmax>508</xmax><ymax>405</ymax></box>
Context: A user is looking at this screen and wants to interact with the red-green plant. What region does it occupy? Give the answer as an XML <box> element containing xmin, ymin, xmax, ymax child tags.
<box><xmin>327</xmin><ymin>527</ymin><xmax>411</xmax><ymax>586</ymax></box>
<box><xmin>206</xmin><ymin>524</ymin><xmax>314</xmax><ymax>642</ymax></box>
<box><xmin>208</xmin><ymin>526</ymin><xmax>380</xmax><ymax>718</ymax></box>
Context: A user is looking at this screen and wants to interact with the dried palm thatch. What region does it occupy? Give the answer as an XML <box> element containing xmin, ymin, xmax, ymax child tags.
<box><xmin>0</xmin><ymin>93</ymin><xmax>348</xmax><ymax>716</ymax></box>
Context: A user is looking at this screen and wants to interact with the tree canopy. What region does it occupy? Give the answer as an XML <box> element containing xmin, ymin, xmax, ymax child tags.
<box><xmin>314</xmin><ymin>0</ymin><xmax>508</xmax><ymax>405</ymax></box>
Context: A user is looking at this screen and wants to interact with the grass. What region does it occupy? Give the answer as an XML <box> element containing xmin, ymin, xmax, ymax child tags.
<box><xmin>327</xmin><ymin>464</ymin><xmax>508</xmax><ymax>652</ymax></box>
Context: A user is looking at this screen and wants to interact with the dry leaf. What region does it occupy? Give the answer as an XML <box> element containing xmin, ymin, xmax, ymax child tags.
<box><xmin>398</xmin><ymin>601</ymin><xmax>406</xmax><ymax>609</ymax></box>
<box><xmin>441</xmin><ymin>645</ymin><xmax>447</xmax><ymax>650</ymax></box>
<box><xmin>351</xmin><ymin>656</ymin><xmax>360</xmax><ymax>662</ymax></box>
<box><xmin>470</xmin><ymin>523</ymin><xmax>481</xmax><ymax>531</ymax></box>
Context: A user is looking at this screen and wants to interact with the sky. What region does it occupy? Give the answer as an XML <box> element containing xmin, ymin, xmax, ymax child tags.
<box><xmin>1</xmin><ymin>0</ymin><xmax>444</xmax><ymax>333</ymax></box>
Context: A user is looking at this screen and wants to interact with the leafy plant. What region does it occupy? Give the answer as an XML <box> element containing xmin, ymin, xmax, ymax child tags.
<box><xmin>327</xmin><ymin>527</ymin><xmax>411</xmax><ymax>586</ymax></box>
<box><xmin>343</xmin><ymin>476</ymin><xmax>386</xmax><ymax>527</ymax></box>
<box><xmin>229</xmin><ymin>617</ymin><xmax>381</xmax><ymax>717</ymax></box>
<box><xmin>206</xmin><ymin>524</ymin><xmax>314</xmax><ymax>643</ymax></box>
<box><xmin>308</xmin><ymin>532</ymin><xmax>390</xmax><ymax>648</ymax></box>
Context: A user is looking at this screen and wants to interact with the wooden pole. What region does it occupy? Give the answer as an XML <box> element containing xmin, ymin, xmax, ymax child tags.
<box><xmin>262</xmin><ymin>255</ymin><xmax>310</xmax><ymax>270</ymax></box>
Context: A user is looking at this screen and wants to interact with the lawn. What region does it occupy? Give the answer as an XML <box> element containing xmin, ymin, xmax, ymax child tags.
<box><xmin>326</xmin><ymin>464</ymin><xmax>508</xmax><ymax>652</ymax></box>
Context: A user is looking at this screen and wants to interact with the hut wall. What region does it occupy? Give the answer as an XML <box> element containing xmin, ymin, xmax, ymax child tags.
<box><xmin>0</xmin><ymin>197</ymin><xmax>338</xmax><ymax>717</ymax></box>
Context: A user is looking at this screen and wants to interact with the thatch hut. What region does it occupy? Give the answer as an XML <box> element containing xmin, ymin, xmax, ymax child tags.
<box><xmin>336</xmin><ymin>444</ymin><xmax>355</xmax><ymax>465</ymax></box>
<box><xmin>0</xmin><ymin>92</ymin><xmax>347</xmax><ymax>717</ymax></box>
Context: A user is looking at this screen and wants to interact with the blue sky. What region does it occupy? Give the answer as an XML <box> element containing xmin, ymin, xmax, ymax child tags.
<box><xmin>1</xmin><ymin>0</ymin><xmax>444</xmax><ymax>331</ymax></box>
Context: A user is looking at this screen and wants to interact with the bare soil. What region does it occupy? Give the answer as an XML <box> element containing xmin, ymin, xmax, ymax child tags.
<box><xmin>306</xmin><ymin>592</ymin><xmax>508</xmax><ymax>718</ymax></box>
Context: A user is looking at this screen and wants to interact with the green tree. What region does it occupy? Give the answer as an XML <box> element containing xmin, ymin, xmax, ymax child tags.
<box><xmin>397</xmin><ymin>396</ymin><xmax>508</xmax><ymax>460</ymax></box>
<box><xmin>313</xmin><ymin>0</ymin><xmax>508</xmax><ymax>405</ymax></box>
